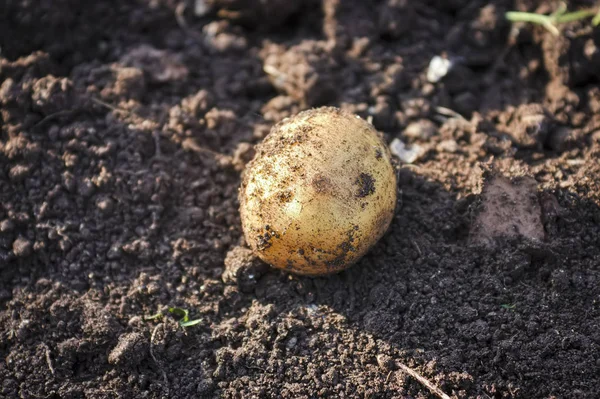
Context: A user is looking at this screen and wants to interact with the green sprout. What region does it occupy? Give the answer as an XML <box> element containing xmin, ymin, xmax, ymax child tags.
<box><xmin>168</xmin><ymin>307</ymin><xmax>203</xmax><ymax>328</ymax></box>
<box><xmin>500</xmin><ymin>303</ymin><xmax>516</xmax><ymax>310</ymax></box>
<box><xmin>506</xmin><ymin>2</ymin><xmax>600</xmax><ymax>36</ymax></box>
<box><xmin>143</xmin><ymin>307</ymin><xmax>202</xmax><ymax>328</ymax></box>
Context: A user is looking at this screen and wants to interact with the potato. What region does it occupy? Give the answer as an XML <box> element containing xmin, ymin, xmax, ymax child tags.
<box><xmin>239</xmin><ymin>107</ymin><xmax>397</xmax><ymax>276</ymax></box>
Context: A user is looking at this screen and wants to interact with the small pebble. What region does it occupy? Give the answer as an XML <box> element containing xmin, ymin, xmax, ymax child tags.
<box><xmin>12</xmin><ymin>237</ymin><xmax>33</xmax><ymax>257</ymax></box>
<box><xmin>390</xmin><ymin>138</ymin><xmax>425</xmax><ymax>164</ymax></box>
<box><xmin>96</xmin><ymin>197</ymin><xmax>114</xmax><ymax>214</ymax></box>
<box><xmin>8</xmin><ymin>164</ymin><xmax>31</xmax><ymax>182</ymax></box>
<box><xmin>404</xmin><ymin>119</ymin><xmax>437</xmax><ymax>140</ymax></box>
<box><xmin>0</xmin><ymin>219</ymin><xmax>15</xmax><ymax>233</ymax></box>
<box><xmin>427</xmin><ymin>55</ymin><xmax>453</xmax><ymax>83</ymax></box>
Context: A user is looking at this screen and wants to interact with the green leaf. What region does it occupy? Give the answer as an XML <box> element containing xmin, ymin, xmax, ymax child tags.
<box><xmin>168</xmin><ymin>307</ymin><xmax>202</xmax><ymax>328</ymax></box>
<box><xmin>501</xmin><ymin>303</ymin><xmax>516</xmax><ymax>310</ymax></box>
<box><xmin>180</xmin><ymin>318</ymin><xmax>203</xmax><ymax>328</ymax></box>
<box><xmin>593</xmin><ymin>11</ymin><xmax>600</xmax><ymax>26</ymax></box>
<box><xmin>168</xmin><ymin>307</ymin><xmax>189</xmax><ymax>322</ymax></box>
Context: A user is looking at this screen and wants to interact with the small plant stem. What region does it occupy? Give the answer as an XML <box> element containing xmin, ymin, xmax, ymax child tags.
<box><xmin>555</xmin><ymin>9</ymin><xmax>597</xmax><ymax>23</ymax></box>
<box><xmin>505</xmin><ymin>11</ymin><xmax>553</xmax><ymax>25</ymax></box>
<box><xmin>506</xmin><ymin>7</ymin><xmax>600</xmax><ymax>36</ymax></box>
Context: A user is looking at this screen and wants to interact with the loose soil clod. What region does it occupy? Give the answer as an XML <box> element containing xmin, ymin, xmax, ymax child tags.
<box><xmin>471</xmin><ymin>173</ymin><xmax>545</xmax><ymax>245</ymax></box>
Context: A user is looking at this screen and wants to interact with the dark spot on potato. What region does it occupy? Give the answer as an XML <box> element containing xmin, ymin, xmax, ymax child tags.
<box><xmin>375</xmin><ymin>148</ymin><xmax>383</xmax><ymax>160</ymax></box>
<box><xmin>256</xmin><ymin>228</ymin><xmax>279</xmax><ymax>251</ymax></box>
<box><xmin>339</xmin><ymin>241</ymin><xmax>355</xmax><ymax>252</ymax></box>
<box><xmin>355</xmin><ymin>173</ymin><xmax>376</xmax><ymax>197</ymax></box>
<box><xmin>281</xmin><ymin>133</ymin><xmax>307</xmax><ymax>146</ymax></box>
<box><xmin>253</xmin><ymin>186</ymin><xmax>265</xmax><ymax>198</ymax></box>
<box><xmin>299</xmin><ymin>124</ymin><xmax>313</xmax><ymax>134</ymax></box>
<box><xmin>277</xmin><ymin>190</ymin><xmax>293</xmax><ymax>203</ymax></box>
<box><xmin>312</xmin><ymin>174</ymin><xmax>333</xmax><ymax>194</ymax></box>
<box><xmin>256</xmin><ymin>232</ymin><xmax>273</xmax><ymax>251</ymax></box>
<box><xmin>347</xmin><ymin>228</ymin><xmax>357</xmax><ymax>242</ymax></box>
<box><xmin>310</xmin><ymin>246</ymin><xmax>335</xmax><ymax>255</ymax></box>
<box><xmin>298</xmin><ymin>248</ymin><xmax>305</xmax><ymax>255</ymax></box>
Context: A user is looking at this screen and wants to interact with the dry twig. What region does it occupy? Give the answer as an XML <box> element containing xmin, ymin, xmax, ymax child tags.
<box><xmin>150</xmin><ymin>324</ymin><xmax>170</xmax><ymax>396</ymax></box>
<box><xmin>396</xmin><ymin>361</ymin><xmax>451</xmax><ymax>399</ymax></box>
<box><xmin>41</xmin><ymin>343</ymin><xmax>55</xmax><ymax>376</ymax></box>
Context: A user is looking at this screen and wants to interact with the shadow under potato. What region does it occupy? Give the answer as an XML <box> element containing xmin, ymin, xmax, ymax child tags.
<box><xmin>227</xmin><ymin>167</ymin><xmax>600</xmax><ymax>398</ymax></box>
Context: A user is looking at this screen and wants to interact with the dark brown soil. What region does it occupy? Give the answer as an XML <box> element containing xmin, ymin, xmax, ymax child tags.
<box><xmin>1</xmin><ymin>1</ymin><xmax>600</xmax><ymax>398</ymax></box>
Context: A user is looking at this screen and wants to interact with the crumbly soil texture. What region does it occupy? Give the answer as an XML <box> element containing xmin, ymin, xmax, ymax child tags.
<box><xmin>1</xmin><ymin>1</ymin><xmax>600</xmax><ymax>398</ymax></box>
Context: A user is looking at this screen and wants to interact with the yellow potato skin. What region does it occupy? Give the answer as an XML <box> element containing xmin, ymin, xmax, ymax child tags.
<box><xmin>239</xmin><ymin>107</ymin><xmax>397</xmax><ymax>276</ymax></box>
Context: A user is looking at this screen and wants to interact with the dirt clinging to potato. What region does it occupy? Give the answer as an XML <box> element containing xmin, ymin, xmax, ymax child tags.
<box><xmin>1</xmin><ymin>0</ymin><xmax>600</xmax><ymax>398</ymax></box>
<box><xmin>355</xmin><ymin>172</ymin><xmax>376</xmax><ymax>198</ymax></box>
